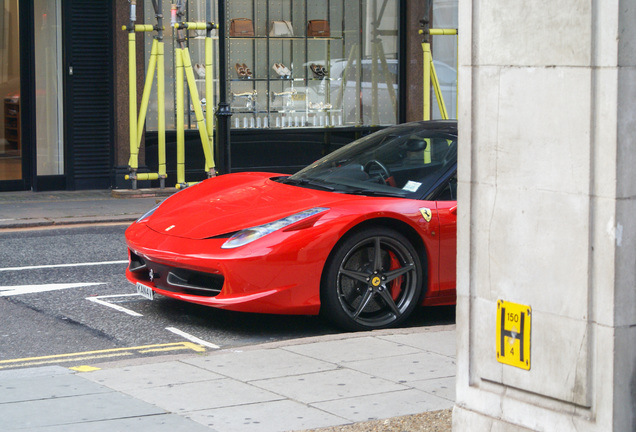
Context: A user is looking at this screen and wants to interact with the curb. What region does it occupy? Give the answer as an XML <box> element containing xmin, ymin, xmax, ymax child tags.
<box><xmin>111</xmin><ymin>188</ymin><xmax>178</xmax><ymax>199</ymax></box>
<box><xmin>0</xmin><ymin>215</ymin><xmax>139</xmax><ymax>230</ymax></box>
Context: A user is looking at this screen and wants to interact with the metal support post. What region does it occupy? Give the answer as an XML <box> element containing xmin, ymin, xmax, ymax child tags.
<box><xmin>419</xmin><ymin>4</ymin><xmax>457</xmax><ymax>121</ymax></box>
<box><xmin>173</xmin><ymin>20</ymin><xmax>218</xmax><ymax>185</ymax></box>
<box><xmin>215</xmin><ymin>0</ymin><xmax>231</xmax><ymax>175</ymax></box>
<box><xmin>156</xmin><ymin>0</ymin><xmax>166</xmax><ymax>189</ymax></box>
<box><xmin>175</xmin><ymin>44</ymin><xmax>186</xmax><ymax>186</ymax></box>
<box><xmin>205</xmin><ymin>0</ymin><xmax>215</xmax><ymax>171</ymax></box>
<box><xmin>127</xmin><ymin>1</ymin><xmax>138</xmax><ymax>189</ymax></box>
<box><xmin>124</xmin><ymin>0</ymin><xmax>167</xmax><ymax>189</ymax></box>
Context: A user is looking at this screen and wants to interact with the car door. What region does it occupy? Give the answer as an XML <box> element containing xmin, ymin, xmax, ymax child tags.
<box><xmin>436</xmin><ymin>196</ymin><xmax>457</xmax><ymax>297</ymax></box>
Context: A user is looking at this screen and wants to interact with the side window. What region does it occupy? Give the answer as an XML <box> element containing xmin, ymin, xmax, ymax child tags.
<box><xmin>434</xmin><ymin>174</ymin><xmax>457</xmax><ymax>201</ymax></box>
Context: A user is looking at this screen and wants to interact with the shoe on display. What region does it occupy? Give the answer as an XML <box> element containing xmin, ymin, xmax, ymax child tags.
<box><xmin>235</xmin><ymin>63</ymin><xmax>247</xmax><ymax>78</ymax></box>
<box><xmin>242</xmin><ymin>63</ymin><xmax>253</xmax><ymax>78</ymax></box>
<box><xmin>310</xmin><ymin>63</ymin><xmax>326</xmax><ymax>79</ymax></box>
<box><xmin>273</xmin><ymin>63</ymin><xmax>291</xmax><ymax>78</ymax></box>
<box><xmin>235</xmin><ymin>63</ymin><xmax>253</xmax><ymax>79</ymax></box>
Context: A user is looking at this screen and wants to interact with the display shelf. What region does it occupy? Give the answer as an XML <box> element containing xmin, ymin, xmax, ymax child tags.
<box><xmin>229</xmin><ymin>36</ymin><xmax>343</xmax><ymax>40</ymax></box>
<box><xmin>3</xmin><ymin>98</ymin><xmax>20</xmax><ymax>154</ymax></box>
<box><xmin>226</xmin><ymin>0</ymin><xmax>350</xmax><ymax>129</ymax></box>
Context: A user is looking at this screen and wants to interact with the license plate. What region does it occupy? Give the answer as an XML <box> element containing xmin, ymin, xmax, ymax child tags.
<box><xmin>136</xmin><ymin>282</ymin><xmax>154</xmax><ymax>300</ymax></box>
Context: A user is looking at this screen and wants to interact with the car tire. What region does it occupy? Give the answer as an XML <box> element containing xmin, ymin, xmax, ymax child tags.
<box><xmin>321</xmin><ymin>227</ymin><xmax>423</xmax><ymax>331</ymax></box>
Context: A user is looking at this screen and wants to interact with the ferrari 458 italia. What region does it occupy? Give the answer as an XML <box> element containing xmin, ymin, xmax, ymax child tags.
<box><xmin>126</xmin><ymin>120</ymin><xmax>457</xmax><ymax>331</ymax></box>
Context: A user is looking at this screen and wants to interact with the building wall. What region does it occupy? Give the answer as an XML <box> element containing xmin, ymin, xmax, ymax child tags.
<box><xmin>114</xmin><ymin>0</ymin><xmax>146</xmax><ymax>168</ymax></box>
<box><xmin>404</xmin><ymin>0</ymin><xmax>426</xmax><ymax>122</ymax></box>
<box><xmin>454</xmin><ymin>0</ymin><xmax>635</xmax><ymax>430</ymax></box>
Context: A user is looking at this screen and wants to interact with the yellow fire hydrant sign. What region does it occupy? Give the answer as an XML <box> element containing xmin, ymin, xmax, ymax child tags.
<box><xmin>496</xmin><ymin>300</ymin><xmax>531</xmax><ymax>370</ymax></box>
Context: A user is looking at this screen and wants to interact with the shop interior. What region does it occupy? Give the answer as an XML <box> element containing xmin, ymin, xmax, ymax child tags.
<box><xmin>0</xmin><ymin>0</ymin><xmax>21</xmax><ymax>182</ymax></box>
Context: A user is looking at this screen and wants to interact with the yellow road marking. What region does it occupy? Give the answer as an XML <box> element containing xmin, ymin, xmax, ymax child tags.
<box><xmin>69</xmin><ymin>365</ymin><xmax>101</xmax><ymax>372</ymax></box>
<box><xmin>0</xmin><ymin>342</ymin><xmax>206</xmax><ymax>370</ymax></box>
<box><xmin>139</xmin><ymin>342</ymin><xmax>206</xmax><ymax>354</ymax></box>
<box><xmin>0</xmin><ymin>353</ymin><xmax>134</xmax><ymax>370</ymax></box>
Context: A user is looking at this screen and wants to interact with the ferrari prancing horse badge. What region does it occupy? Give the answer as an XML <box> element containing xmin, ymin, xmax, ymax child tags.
<box><xmin>420</xmin><ymin>208</ymin><xmax>432</xmax><ymax>222</ymax></box>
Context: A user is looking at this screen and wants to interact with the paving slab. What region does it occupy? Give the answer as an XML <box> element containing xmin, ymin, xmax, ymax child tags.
<box><xmin>186</xmin><ymin>399</ymin><xmax>347</xmax><ymax>432</ymax></box>
<box><xmin>118</xmin><ymin>377</ymin><xmax>285</xmax><ymax>413</ymax></box>
<box><xmin>23</xmin><ymin>414</ymin><xmax>215</xmax><ymax>432</ymax></box>
<box><xmin>411</xmin><ymin>375</ymin><xmax>456</xmax><ymax>402</ymax></box>
<box><xmin>183</xmin><ymin>348</ymin><xmax>337</xmax><ymax>381</ymax></box>
<box><xmin>281</xmin><ymin>336</ymin><xmax>421</xmax><ymax>363</ymax></box>
<box><xmin>312</xmin><ymin>388</ymin><xmax>453</xmax><ymax>422</ymax></box>
<box><xmin>0</xmin><ymin>366</ymin><xmax>211</xmax><ymax>431</ymax></box>
<box><xmin>0</xmin><ymin>365</ymin><xmax>72</xmax><ymax>379</ymax></box>
<box><xmin>344</xmin><ymin>351</ymin><xmax>456</xmax><ymax>384</ymax></box>
<box><xmin>377</xmin><ymin>331</ymin><xmax>457</xmax><ymax>358</ymax></box>
<box><xmin>0</xmin><ymin>372</ymin><xmax>111</xmax><ymax>404</ymax></box>
<box><xmin>83</xmin><ymin>360</ymin><xmax>225</xmax><ymax>392</ymax></box>
<box><xmin>251</xmin><ymin>368</ymin><xmax>408</xmax><ymax>404</ymax></box>
<box><xmin>0</xmin><ymin>391</ymin><xmax>165</xmax><ymax>430</ymax></box>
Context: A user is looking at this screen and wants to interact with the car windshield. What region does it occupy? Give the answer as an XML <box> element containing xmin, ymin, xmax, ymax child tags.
<box><xmin>281</xmin><ymin>123</ymin><xmax>457</xmax><ymax>199</ymax></box>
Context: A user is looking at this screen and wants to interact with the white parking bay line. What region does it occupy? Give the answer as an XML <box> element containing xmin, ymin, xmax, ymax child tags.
<box><xmin>166</xmin><ymin>327</ymin><xmax>220</xmax><ymax>349</ymax></box>
<box><xmin>86</xmin><ymin>294</ymin><xmax>144</xmax><ymax>317</ymax></box>
<box><xmin>0</xmin><ymin>260</ymin><xmax>128</xmax><ymax>272</ymax></box>
<box><xmin>0</xmin><ymin>283</ymin><xmax>105</xmax><ymax>297</ymax></box>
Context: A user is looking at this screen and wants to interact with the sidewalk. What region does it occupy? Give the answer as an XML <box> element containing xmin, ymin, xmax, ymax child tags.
<box><xmin>0</xmin><ymin>189</ymin><xmax>173</xmax><ymax>229</ymax></box>
<box><xmin>0</xmin><ymin>189</ymin><xmax>456</xmax><ymax>431</ymax></box>
<box><xmin>0</xmin><ymin>326</ymin><xmax>456</xmax><ymax>432</ymax></box>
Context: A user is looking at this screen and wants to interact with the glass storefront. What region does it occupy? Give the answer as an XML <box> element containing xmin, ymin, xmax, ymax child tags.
<box><xmin>0</xmin><ymin>0</ymin><xmax>21</xmax><ymax>181</ymax></box>
<box><xmin>143</xmin><ymin>0</ymin><xmax>401</xmax><ymax>132</ymax></box>
<box><xmin>0</xmin><ymin>0</ymin><xmax>456</xmax><ymax>191</ymax></box>
<box><xmin>34</xmin><ymin>0</ymin><xmax>64</xmax><ymax>176</ymax></box>
<box><xmin>0</xmin><ymin>0</ymin><xmax>65</xmax><ymax>187</ymax></box>
<box><xmin>431</xmin><ymin>0</ymin><xmax>458</xmax><ymax>119</ymax></box>
<box><xmin>226</xmin><ymin>0</ymin><xmax>399</xmax><ymax>129</ymax></box>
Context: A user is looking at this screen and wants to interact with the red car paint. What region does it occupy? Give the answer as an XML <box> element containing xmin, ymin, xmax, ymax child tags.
<box><xmin>125</xmin><ymin>172</ymin><xmax>456</xmax><ymax>314</ymax></box>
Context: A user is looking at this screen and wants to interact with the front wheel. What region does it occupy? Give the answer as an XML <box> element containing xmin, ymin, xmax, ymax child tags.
<box><xmin>321</xmin><ymin>227</ymin><xmax>423</xmax><ymax>331</ymax></box>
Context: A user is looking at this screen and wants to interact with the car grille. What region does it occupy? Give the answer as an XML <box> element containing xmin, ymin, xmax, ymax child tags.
<box><xmin>129</xmin><ymin>250</ymin><xmax>223</xmax><ymax>297</ymax></box>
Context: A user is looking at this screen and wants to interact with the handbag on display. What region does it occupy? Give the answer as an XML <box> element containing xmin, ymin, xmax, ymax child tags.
<box><xmin>269</xmin><ymin>20</ymin><xmax>294</xmax><ymax>37</ymax></box>
<box><xmin>229</xmin><ymin>18</ymin><xmax>255</xmax><ymax>37</ymax></box>
<box><xmin>307</xmin><ymin>20</ymin><xmax>330</xmax><ymax>37</ymax></box>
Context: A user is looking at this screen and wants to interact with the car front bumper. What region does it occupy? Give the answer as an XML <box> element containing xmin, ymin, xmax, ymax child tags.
<box><xmin>125</xmin><ymin>222</ymin><xmax>331</xmax><ymax>315</ymax></box>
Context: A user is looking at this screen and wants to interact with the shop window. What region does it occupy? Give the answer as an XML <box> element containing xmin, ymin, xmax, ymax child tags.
<box><xmin>143</xmin><ymin>0</ymin><xmax>400</xmax><ymax>131</ymax></box>
<box><xmin>0</xmin><ymin>0</ymin><xmax>22</xmax><ymax>181</ymax></box>
<box><xmin>34</xmin><ymin>1</ymin><xmax>64</xmax><ymax>176</ymax></box>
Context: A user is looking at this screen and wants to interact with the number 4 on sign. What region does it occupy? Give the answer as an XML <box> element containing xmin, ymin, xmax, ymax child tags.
<box><xmin>496</xmin><ymin>300</ymin><xmax>532</xmax><ymax>370</ymax></box>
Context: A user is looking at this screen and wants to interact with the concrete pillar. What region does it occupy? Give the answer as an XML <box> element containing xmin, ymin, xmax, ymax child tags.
<box><xmin>453</xmin><ymin>1</ymin><xmax>635</xmax><ymax>431</ymax></box>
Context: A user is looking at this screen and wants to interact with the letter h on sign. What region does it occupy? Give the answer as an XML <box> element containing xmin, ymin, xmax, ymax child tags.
<box><xmin>496</xmin><ymin>300</ymin><xmax>531</xmax><ymax>370</ymax></box>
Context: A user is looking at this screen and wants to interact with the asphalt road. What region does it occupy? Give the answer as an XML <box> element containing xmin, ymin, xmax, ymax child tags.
<box><xmin>0</xmin><ymin>224</ymin><xmax>454</xmax><ymax>370</ymax></box>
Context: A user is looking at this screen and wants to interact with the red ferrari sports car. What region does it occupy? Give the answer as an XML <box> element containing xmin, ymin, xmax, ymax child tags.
<box><xmin>126</xmin><ymin>120</ymin><xmax>457</xmax><ymax>331</ymax></box>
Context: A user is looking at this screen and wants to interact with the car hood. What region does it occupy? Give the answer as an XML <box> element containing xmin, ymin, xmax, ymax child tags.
<box><xmin>145</xmin><ymin>173</ymin><xmax>342</xmax><ymax>240</ymax></box>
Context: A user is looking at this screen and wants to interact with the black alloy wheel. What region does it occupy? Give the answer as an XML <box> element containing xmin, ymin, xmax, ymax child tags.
<box><xmin>321</xmin><ymin>227</ymin><xmax>423</xmax><ymax>331</ymax></box>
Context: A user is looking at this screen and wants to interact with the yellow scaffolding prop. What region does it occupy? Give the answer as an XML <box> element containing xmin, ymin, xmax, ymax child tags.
<box><xmin>419</xmin><ymin>26</ymin><xmax>457</xmax><ymax>121</ymax></box>
<box><xmin>124</xmin><ymin>0</ymin><xmax>167</xmax><ymax>189</ymax></box>
<box><xmin>124</xmin><ymin>1</ymin><xmax>217</xmax><ymax>190</ymax></box>
<box><xmin>172</xmin><ymin>2</ymin><xmax>216</xmax><ymax>189</ymax></box>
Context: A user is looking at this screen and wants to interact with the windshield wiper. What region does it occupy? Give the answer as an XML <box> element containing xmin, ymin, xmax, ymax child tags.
<box><xmin>340</xmin><ymin>187</ymin><xmax>405</xmax><ymax>198</ymax></box>
<box><xmin>281</xmin><ymin>177</ymin><xmax>336</xmax><ymax>191</ymax></box>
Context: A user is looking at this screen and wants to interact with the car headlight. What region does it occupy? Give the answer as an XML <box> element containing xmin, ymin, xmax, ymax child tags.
<box><xmin>222</xmin><ymin>207</ymin><xmax>329</xmax><ymax>249</ymax></box>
